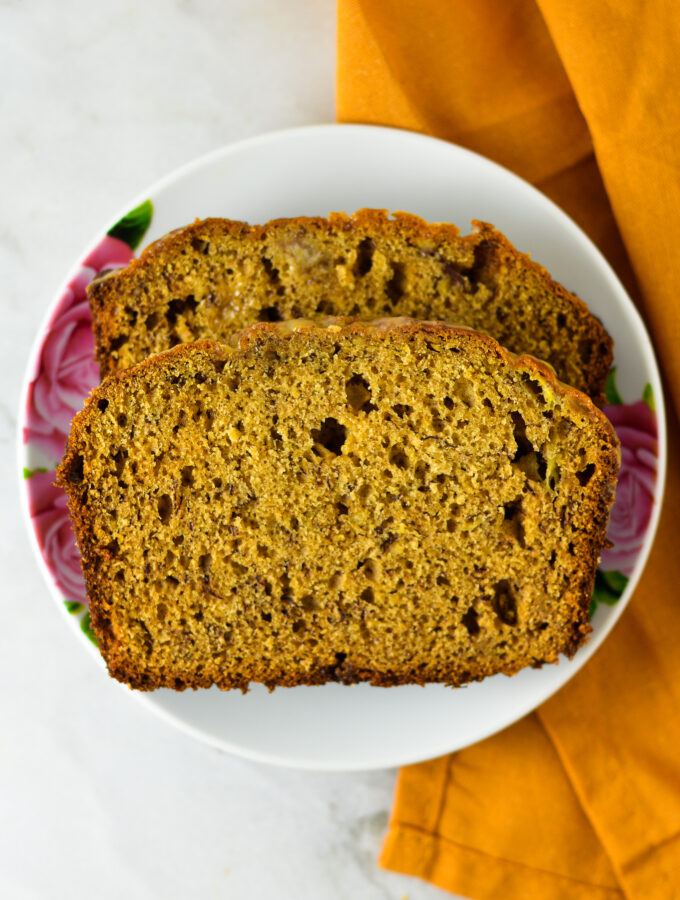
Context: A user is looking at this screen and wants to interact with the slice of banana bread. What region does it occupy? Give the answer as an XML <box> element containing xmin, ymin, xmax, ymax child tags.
<box><xmin>58</xmin><ymin>318</ymin><xmax>619</xmax><ymax>691</ymax></box>
<box><xmin>88</xmin><ymin>210</ymin><xmax>612</xmax><ymax>400</ymax></box>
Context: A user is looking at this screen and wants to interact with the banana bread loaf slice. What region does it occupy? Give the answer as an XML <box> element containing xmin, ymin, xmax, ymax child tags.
<box><xmin>88</xmin><ymin>210</ymin><xmax>612</xmax><ymax>400</ymax></box>
<box><xmin>58</xmin><ymin>318</ymin><xmax>619</xmax><ymax>691</ymax></box>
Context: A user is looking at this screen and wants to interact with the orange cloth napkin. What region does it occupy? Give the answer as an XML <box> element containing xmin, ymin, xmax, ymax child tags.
<box><xmin>338</xmin><ymin>2</ymin><xmax>680</xmax><ymax>897</ymax></box>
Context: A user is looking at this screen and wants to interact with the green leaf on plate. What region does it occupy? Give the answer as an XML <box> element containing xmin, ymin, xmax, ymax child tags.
<box><xmin>588</xmin><ymin>598</ymin><xmax>597</xmax><ymax>619</ymax></box>
<box><xmin>592</xmin><ymin>580</ymin><xmax>617</xmax><ymax>606</ymax></box>
<box><xmin>642</xmin><ymin>382</ymin><xmax>655</xmax><ymax>412</ymax></box>
<box><xmin>601</xmin><ymin>569</ymin><xmax>629</xmax><ymax>595</ymax></box>
<box><xmin>592</xmin><ymin>568</ymin><xmax>628</xmax><ymax>607</ymax></box>
<box><xmin>107</xmin><ymin>199</ymin><xmax>154</xmax><ymax>250</ymax></box>
<box><xmin>80</xmin><ymin>611</ymin><xmax>98</xmax><ymax>645</ymax></box>
<box><xmin>64</xmin><ymin>601</ymin><xmax>84</xmax><ymax>615</ymax></box>
<box><xmin>23</xmin><ymin>466</ymin><xmax>48</xmax><ymax>479</ymax></box>
<box><xmin>604</xmin><ymin>368</ymin><xmax>623</xmax><ymax>406</ymax></box>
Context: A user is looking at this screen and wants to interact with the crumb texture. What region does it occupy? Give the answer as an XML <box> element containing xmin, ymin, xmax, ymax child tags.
<box><xmin>58</xmin><ymin>319</ymin><xmax>619</xmax><ymax>691</ymax></box>
<box><xmin>88</xmin><ymin>210</ymin><xmax>612</xmax><ymax>400</ymax></box>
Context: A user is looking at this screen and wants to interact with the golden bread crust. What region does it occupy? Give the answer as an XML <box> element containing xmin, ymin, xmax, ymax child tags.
<box><xmin>59</xmin><ymin>318</ymin><xmax>619</xmax><ymax>691</ymax></box>
<box><xmin>88</xmin><ymin>210</ymin><xmax>613</xmax><ymax>401</ymax></box>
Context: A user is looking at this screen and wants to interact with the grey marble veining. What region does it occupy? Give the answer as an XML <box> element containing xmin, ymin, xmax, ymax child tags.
<box><xmin>0</xmin><ymin>1</ymin><xmax>457</xmax><ymax>897</ymax></box>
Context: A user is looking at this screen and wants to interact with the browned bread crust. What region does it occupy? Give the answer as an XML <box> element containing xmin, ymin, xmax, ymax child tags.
<box><xmin>88</xmin><ymin>210</ymin><xmax>613</xmax><ymax>401</ymax></box>
<box><xmin>58</xmin><ymin>317</ymin><xmax>619</xmax><ymax>691</ymax></box>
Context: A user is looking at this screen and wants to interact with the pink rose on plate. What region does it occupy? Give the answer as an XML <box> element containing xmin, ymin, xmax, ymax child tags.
<box><xmin>26</xmin><ymin>470</ymin><xmax>86</xmax><ymax>603</ymax></box>
<box><xmin>600</xmin><ymin>398</ymin><xmax>658</xmax><ymax>577</ymax></box>
<box><xmin>23</xmin><ymin>203</ymin><xmax>152</xmax><ymax>611</ymax></box>
<box><xmin>24</xmin><ymin>235</ymin><xmax>133</xmax><ymax>462</ymax></box>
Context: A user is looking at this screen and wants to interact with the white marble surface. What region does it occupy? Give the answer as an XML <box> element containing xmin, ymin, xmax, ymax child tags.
<box><xmin>0</xmin><ymin>2</ymin><xmax>454</xmax><ymax>898</ymax></box>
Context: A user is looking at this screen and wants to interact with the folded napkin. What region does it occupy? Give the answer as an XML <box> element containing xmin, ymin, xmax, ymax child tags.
<box><xmin>338</xmin><ymin>2</ymin><xmax>680</xmax><ymax>897</ymax></box>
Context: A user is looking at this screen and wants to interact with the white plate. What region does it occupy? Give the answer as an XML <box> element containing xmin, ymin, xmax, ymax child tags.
<box><xmin>19</xmin><ymin>124</ymin><xmax>667</xmax><ymax>770</ymax></box>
